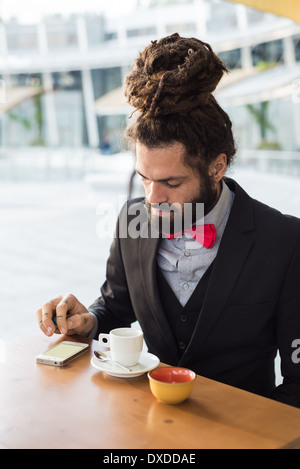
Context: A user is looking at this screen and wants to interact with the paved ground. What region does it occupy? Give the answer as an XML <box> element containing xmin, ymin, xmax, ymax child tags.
<box><xmin>1</xmin><ymin>155</ymin><xmax>300</xmax><ymax>362</ymax></box>
<box><xmin>0</xmin><ymin>152</ymin><xmax>138</xmax><ymax>341</ymax></box>
<box><xmin>0</xmin><ymin>180</ymin><xmax>110</xmax><ymax>340</ymax></box>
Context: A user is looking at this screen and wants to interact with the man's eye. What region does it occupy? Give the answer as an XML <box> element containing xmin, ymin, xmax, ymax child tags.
<box><xmin>166</xmin><ymin>182</ymin><xmax>180</xmax><ymax>189</ymax></box>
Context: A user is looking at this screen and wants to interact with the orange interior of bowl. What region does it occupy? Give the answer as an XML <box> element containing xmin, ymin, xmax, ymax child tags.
<box><xmin>149</xmin><ymin>367</ymin><xmax>195</xmax><ymax>383</ymax></box>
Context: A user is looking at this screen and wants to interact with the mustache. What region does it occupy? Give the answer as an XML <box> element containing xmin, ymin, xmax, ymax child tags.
<box><xmin>145</xmin><ymin>201</ymin><xmax>182</xmax><ymax>213</ymax></box>
<box><xmin>145</xmin><ymin>200</ymin><xmax>207</xmax><ymax>235</ymax></box>
<box><xmin>145</xmin><ymin>201</ymin><xmax>182</xmax><ymax>234</ymax></box>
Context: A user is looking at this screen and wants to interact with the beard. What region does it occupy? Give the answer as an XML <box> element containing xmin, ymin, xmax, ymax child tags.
<box><xmin>145</xmin><ymin>173</ymin><xmax>218</xmax><ymax>235</ymax></box>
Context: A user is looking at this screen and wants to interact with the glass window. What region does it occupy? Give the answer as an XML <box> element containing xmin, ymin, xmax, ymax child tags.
<box><xmin>294</xmin><ymin>36</ymin><xmax>300</xmax><ymax>62</ymax></box>
<box><xmin>105</xmin><ymin>32</ymin><xmax>118</xmax><ymax>41</ymax></box>
<box><xmin>206</xmin><ymin>2</ymin><xmax>237</xmax><ymax>33</ymax></box>
<box><xmin>6</xmin><ymin>24</ymin><xmax>38</xmax><ymax>52</ymax></box>
<box><xmin>246</xmin><ymin>7</ymin><xmax>268</xmax><ymax>25</ymax></box>
<box><xmin>53</xmin><ymin>89</ymin><xmax>86</xmax><ymax>146</ymax></box>
<box><xmin>126</xmin><ymin>27</ymin><xmax>156</xmax><ymax>38</ymax></box>
<box><xmin>251</xmin><ymin>40</ymin><xmax>284</xmax><ymax>66</ymax></box>
<box><xmin>97</xmin><ymin>114</ymin><xmax>127</xmax><ymax>154</ymax></box>
<box><xmin>219</xmin><ymin>49</ymin><xmax>241</xmax><ymax>70</ymax></box>
<box><xmin>46</xmin><ymin>19</ymin><xmax>78</xmax><ymax>50</ymax></box>
<box><xmin>3</xmin><ymin>88</ymin><xmax>44</xmax><ymax>146</ymax></box>
<box><xmin>92</xmin><ymin>68</ymin><xmax>122</xmax><ymax>98</ymax></box>
<box><xmin>52</xmin><ymin>71</ymin><xmax>82</xmax><ymax>91</ymax></box>
<box><xmin>166</xmin><ymin>23</ymin><xmax>197</xmax><ymax>34</ymax></box>
<box><xmin>86</xmin><ymin>16</ymin><xmax>105</xmax><ymax>47</ymax></box>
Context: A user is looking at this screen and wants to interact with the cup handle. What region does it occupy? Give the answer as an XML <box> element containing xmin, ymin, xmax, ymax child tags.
<box><xmin>99</xmin><ymin>333</ymin><xmax>110</xmax><ymax>347</ymax></box>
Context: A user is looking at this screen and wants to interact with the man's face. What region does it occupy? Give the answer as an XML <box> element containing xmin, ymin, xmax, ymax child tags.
<box><xmin>135</xmin><ymin>141</ymin><xmax>217</xmax><ymax>232</ymax></box>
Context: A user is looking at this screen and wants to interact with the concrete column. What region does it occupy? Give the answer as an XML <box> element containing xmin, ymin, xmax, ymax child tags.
<box><xmin>241</xmin><ymin>46</ymin><xmax>253</xmax><ymax>70</ymax></box>
<box><xmin>236</xmin><ymin>4</ymin><xmax>252</xmax><ymax>70</ymax></box>
<box><xmin>37</xmin><ymin>22</ymin><xmax>59</xmax><ymax>146</ymax></box>
<box><xmin>283</xmin><ymin>36</ymin><xmax>296</xmax><ymax>66</ymax></box>
<box><xmin>76</xmin><ymin>17</ymin><xmax>99</xmax><ymax>148</ymax></box>
<box><xmin>116</xmin><ymin>17</ymin><xmax>127</xmax><ymax>48</ymax></box>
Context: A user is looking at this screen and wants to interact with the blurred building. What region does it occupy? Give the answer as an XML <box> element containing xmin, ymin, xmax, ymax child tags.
<box><xmin>0</xmin><ymin>0</ymin><xmax>300</xmax><ymax>154</ymax></box>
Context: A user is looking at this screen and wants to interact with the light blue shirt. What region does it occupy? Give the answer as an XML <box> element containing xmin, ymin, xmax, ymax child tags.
<box><xmin>157</xmin><ymin>180</ymin><xmax>235</xmax><ymax>307</ymax></box>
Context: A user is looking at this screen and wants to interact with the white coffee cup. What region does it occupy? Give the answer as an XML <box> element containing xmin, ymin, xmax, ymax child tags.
<box><xmin>98</xmin><ymin>328</ymin><xmax>144</xmax><ymax>367</ymax></box>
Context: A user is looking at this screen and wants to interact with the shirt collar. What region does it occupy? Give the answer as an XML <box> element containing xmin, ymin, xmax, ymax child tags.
<box><xmin>202</xmin><ymin>179</ymin><xmax>232</xmax><ymax>231</ymax></box>
<box><xmin>178</xmin><ymin>180</ymin><xmax>232</xmax><ymax>244</ymax></box>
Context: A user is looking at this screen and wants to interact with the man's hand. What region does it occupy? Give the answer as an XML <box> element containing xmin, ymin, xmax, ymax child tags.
<box><xmin>36</xmin><ymin>294</ymin><xmax>94</xmax><ymax>337</ymax></box>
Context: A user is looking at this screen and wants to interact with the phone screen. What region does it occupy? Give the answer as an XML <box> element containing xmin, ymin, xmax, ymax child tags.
<box><xmin>43</xmin><ymin>343</ymin><xmax>85</xmax><ymax>359</ymax></box>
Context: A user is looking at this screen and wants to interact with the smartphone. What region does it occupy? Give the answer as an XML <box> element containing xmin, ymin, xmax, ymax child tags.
<box><xmin>35</xmin><ymin>341</ymin><xmax>89</xmax><ymax>366</ymax></box>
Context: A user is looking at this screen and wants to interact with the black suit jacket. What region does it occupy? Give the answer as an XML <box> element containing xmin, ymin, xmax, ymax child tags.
<box><xmin>90</xmin><ymin>178</ymin><xmax>300</xmax><ymax>408</ymax></box>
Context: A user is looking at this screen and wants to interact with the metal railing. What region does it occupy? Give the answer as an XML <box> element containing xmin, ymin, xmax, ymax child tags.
<box><xmin>235</xmin><ymin>149</ymin><xmax>300</xmax><ymax>176</ymax></box>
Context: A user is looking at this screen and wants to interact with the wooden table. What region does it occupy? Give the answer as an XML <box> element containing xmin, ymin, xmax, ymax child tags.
<box><xmin>1</xmin><ymin>334</ymin><xmax>300</xmax><ymax>450</ymax></box>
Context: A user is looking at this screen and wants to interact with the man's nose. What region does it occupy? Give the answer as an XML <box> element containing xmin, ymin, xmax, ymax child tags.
<box><xmin>147</xmin><ymin>182</ymin><xmax>167</xmax><ymax>205</ymax></box>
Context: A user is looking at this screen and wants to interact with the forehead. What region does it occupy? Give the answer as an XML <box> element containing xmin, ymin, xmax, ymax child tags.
<box><xmin>135</xmin><ymin>142</ymin><xmax>193</xmax><ymax>177</ymax></box>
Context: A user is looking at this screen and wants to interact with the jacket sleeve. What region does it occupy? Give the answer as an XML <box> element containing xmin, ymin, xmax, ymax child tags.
<box><xmin>88</xmin><ymin>202</ymin><xmax>137</xmax><ymax>337</ymax></box>
<box><xmin>271</xmin><ymin>236</ymin><xmax>300</xmax><ymax>408</ymax></box>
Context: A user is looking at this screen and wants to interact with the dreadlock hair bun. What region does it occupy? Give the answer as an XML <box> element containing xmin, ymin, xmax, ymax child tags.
<box><xmin>124</xmin><ymin>33</ymin><xmax>236</xmax><ymax>169</ymax></box>
<box><xmin>125</xmin><ymin>33</ymin><xmax>228</xmax><ymax>117</ymax></box>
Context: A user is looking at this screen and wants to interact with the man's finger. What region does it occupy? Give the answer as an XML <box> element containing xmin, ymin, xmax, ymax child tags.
<box><xmin>55</xmin><ymin>293</ymin><xmax>77</xmax><ymax>334</ymax></box>
<box><xmin>39</xmin><ymin>298</ymin><xmax>59</xmax><ymax>336</ymax></box>
<box><xmin>36</xmin><ymin>307</ymin><xmax>48</xmax><ymax>336</ymax></box>
<box><xmin>67</xmin><ymin>312</ymin><xmax>94</xmax><ymax>336</ymax></box>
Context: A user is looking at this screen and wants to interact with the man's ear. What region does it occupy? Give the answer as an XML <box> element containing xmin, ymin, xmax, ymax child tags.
<box><xmin>208</xmin><ymin>153</ymin><xmax>227</xmax><ymax>182</ymax></box>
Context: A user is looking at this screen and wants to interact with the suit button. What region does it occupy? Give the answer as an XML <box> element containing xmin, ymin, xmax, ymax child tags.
<box><xmin>178</xmin><ymin>341</ymin><xmax>186</xmax><ymax>351</ymax></box>
<box><xmin>180</xmin><ymin>314</ymin><xmax>187</xmax><ymax>322</ymax></box>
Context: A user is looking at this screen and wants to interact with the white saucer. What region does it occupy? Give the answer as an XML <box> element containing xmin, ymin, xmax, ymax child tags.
<box><xmin>91</xmin><ymin>351</ymin><xmax>160</xmax><ymax>378</ymax></box>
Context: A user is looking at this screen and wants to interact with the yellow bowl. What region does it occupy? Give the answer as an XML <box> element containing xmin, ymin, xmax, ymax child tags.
<box><xmin>148</xmin><ymin>367</ymin><xmax>196</xmax><ymax>404</ymax></box>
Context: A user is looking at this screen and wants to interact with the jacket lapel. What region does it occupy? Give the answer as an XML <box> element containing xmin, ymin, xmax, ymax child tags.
<box><xmin>138</xmin><ymin>217</ymin><xmax>181</xmax><ymax>361</ymax></box>
<box><xmin>179</xmin><ymin>179</ymin><xmax>256</xmax><ymax>366</ymax></box>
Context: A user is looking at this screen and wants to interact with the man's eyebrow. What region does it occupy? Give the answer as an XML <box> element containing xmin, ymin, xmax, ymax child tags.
<box><xmin>135</xmin><ymin>170</ymin><xmax>187</xmax><ymax>183</ymax></box>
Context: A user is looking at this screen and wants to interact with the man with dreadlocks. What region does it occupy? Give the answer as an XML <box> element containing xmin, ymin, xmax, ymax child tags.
<box><xmin>37</xmin><ymin>34</ymin><xmax>300</xmax><ymax>408</ymax></box>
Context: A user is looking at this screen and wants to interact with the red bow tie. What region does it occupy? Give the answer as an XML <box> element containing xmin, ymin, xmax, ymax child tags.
<box><xmin>164</xmin><ymin>224</ymin><xmax>216</xmax><ymax>249</ymax></box>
